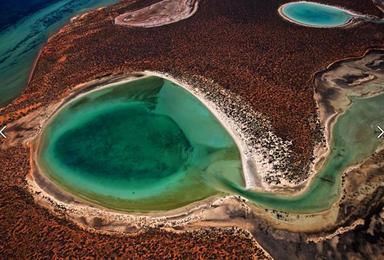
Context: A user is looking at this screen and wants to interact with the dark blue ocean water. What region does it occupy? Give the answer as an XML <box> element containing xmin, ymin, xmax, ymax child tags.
<box><xmin>0</xmin><ymin>0</ymin><xmax>59</xmax><ymax>31</ymax></box>
<box><xmin>0</xmin><ymin>0</ymin><xmax>118</xmax><ymax>106</ymax></box>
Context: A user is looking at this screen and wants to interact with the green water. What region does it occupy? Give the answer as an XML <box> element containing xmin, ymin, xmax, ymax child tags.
<box><xmin>38</xmin><ymin>76</ymin><xmax>244</xmax><ymax>211</ymax></box>
<box><xmin>223</xmin><ymin>93</ymin><xmax>384</xmax><ymax>213</ymax></box>
<box><xmin>280</xmin><ymin>1</ymin><xmax>353</xmax><ymax>28</ymax></box>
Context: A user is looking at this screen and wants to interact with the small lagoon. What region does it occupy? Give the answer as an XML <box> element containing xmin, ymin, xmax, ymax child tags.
<box><xmin>279</xmin><ymin>1</ymin><xmax>355</xmax><ymax>28</ymax></box>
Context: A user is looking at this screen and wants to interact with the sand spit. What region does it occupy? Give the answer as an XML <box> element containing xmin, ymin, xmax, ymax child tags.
<box><xmin>26</xmin><ymin>69</ymin><xmax>295</xmax><ymax>192</ymax></box>
<box><xmin>12</xmin><ymin>50</ymin><xmax>384</xmax><ymax>227</ymax></box>
<box><xmin>115</xmin><ymin>0</ymin><xmax>199</xmax><ymax>28</ymax></box>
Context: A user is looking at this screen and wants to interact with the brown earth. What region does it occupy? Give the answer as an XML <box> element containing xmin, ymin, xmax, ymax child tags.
<box><xmin>0</xmin><ymin>0</ymin><xmax>383</xmax><ymax>258</ymax></box>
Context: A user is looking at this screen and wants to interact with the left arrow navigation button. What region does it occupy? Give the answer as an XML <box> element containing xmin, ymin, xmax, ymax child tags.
<box><xmin>0</xmin><ymin>126</ymin><xmax>6</xmax><ymax>139</ymax></box>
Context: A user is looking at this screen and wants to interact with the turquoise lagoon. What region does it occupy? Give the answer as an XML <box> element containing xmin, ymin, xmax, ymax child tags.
<box><xmin>37</xmin><ymin>76</ymin><xmax>244</xmax><ymax>211</ymax></box>
<box><xmin>279</xmin><ymin>1</ymin><xmax>354</xmax><ymax>28</ymax></box>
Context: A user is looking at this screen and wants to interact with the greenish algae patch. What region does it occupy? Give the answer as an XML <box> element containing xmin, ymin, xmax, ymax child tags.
<box><xmin>37</xmin><ymin>76</ymin><xmax>244</xmax><ymax>212</ymax></box>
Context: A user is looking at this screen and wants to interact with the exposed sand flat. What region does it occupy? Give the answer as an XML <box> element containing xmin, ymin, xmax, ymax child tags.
<box><xmin>115</xmin><ymin>0</ymin><xmax>199</xmax><ymax>28</ymax></box>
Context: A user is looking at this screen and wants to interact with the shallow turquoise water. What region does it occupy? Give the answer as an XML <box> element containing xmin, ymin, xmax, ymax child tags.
<box><xmin>280</xmin><ymin>1</ymin><xmax>354</xmax><ymax>28</ymax></box>
<box><xmin>38</xmin><ymin>76</ymin><xmax>244</xmax><ymax>211</ymax></box>
<box><xmin>0</xmin><ymin>0</ymin><xmax>118</xmax><ymax>106</ymax></box>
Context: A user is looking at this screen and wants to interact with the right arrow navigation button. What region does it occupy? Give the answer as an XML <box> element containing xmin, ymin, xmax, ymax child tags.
<box><xmin>378</xmin><ymin>125</ymin><xmax>384</xmax><ymax>139</ymax></box>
